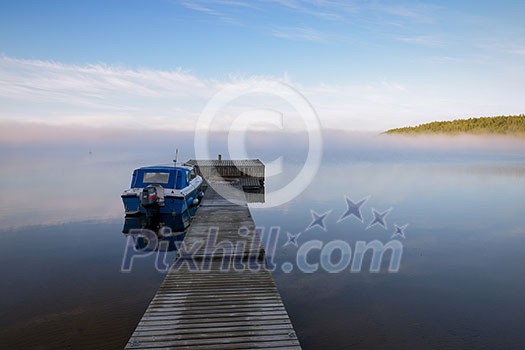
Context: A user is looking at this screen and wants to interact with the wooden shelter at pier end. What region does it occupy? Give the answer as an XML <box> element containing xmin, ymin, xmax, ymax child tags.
<box><xmin>187</xmin><ymin>156</ymin><xmax>265</xmax><ymax>187</ymax></box>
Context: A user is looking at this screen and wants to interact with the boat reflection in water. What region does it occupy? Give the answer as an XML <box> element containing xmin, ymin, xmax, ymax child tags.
<box><xmin>122</xmin><ymin>213</ymin><xmax>186</xmax><ymax>252</ymax></box>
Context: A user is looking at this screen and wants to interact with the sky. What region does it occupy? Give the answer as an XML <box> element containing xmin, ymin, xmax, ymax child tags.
<box><xmin>0</xmin><ymin>0</ymin><xmax>524</xmax><ymax>133</ymax></box>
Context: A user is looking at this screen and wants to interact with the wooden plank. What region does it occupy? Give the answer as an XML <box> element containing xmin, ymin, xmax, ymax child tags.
<box><xmin>125</xmin><ymin>181</ymin><xmax>301</xmax><ymax>349</ymax></box>
<box><xmin>126</xmin><ymin>336</ymin><xmax>301</xmax><ymax>349</ymax></box>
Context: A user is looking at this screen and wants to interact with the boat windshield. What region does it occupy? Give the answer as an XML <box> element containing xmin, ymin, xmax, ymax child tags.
<box><xmin>142</xmin><ymin>172</ymin><xmax>170</xmax><ymax>184</ymax></box>
<box><xmin>131</xmin><ymin>168</ymin><xmax>188</xmax><ymax>189</ymax></box>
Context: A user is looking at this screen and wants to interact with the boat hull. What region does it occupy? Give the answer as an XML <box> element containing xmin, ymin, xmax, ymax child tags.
<box><xmin>122</xmin><ymin>164</ymin><xmax>204</xmax><ymax>231</ymax></box>
<box><xmin>122</xmin><ymin>186</ymin><xmax>203</xmax><ymax>230</ymax></box>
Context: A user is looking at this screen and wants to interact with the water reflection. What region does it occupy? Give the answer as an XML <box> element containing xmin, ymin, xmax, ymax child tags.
<box><xmin>1</xmin><ymin>139</ymin><xmax>525</xmax><ymax>350</ymax></box>
<box><xmin>122</xmin><ymin>214</ymin><xmax>187</xmax><ymax>252</ymax></box>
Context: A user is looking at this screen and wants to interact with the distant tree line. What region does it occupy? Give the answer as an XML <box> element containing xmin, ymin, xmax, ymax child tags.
<box><xmin>385</xmin><ymin>115</ymin><xmax>525</xmax><ymax>135</ymax></box>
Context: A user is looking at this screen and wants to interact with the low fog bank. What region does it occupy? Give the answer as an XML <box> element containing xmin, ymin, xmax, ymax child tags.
<box><xmin>1</xmin><ymin>122</ymin><xmax>524</xmax><ymax>163</ymax></box>
<box><xmin>324</xmin><ymin>129</ymin><xmax>525</xmax><ymax>162</ymax></box>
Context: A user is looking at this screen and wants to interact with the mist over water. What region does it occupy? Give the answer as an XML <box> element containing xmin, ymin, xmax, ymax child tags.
<box><xmin>1</xmin><ymin>129</ymin><xmax>525</xmax><ymax>349</ymax></box>
<box><xmin>2</xmin><ymin>129</ymin><xmax>524</xmax><ymax>228</ymax></box>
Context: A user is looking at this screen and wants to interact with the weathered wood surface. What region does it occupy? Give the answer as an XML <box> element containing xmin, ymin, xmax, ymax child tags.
<box><xmin>182</xmin><ymin>184</ymin><xmax>265</xmax><ymax>261</ymax></box>
<box><xmin>187</xmin><ymin>159</ymin><xmax>265</xmax><ymax>182</ymax></box>
<box><xmin>125</xmin><ymin>183</ymin><xmax>301</xmax><ymax>349</ymax></box>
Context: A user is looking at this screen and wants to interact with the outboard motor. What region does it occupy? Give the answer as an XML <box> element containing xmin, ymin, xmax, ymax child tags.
<box><xmin>141</xmin><ymin>185</ymin><xmax>158</xmax><ymax>207</ymax></box>
<box><xmin>141</xmin><ymin>185</ymin><xmax>160</xmax><ymax>225</ymax></box>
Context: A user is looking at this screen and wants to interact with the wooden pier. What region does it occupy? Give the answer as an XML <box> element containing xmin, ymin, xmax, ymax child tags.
<box><xmin>125</xmin><ymin>182</ymin><xmax>301</xmax><ymax>349</ymax></box>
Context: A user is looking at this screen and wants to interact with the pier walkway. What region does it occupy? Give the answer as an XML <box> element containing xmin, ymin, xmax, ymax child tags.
<box><xmin>125</xmin><ymin>183</ymin><xmax>301</xmax><ymax>349</ymax></box>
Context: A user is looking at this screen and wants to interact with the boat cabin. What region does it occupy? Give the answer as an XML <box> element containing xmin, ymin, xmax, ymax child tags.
<box><xmin>130</xmin><ymin>166</ymin><xmax>197</xmax><ymax>190</ymax></box>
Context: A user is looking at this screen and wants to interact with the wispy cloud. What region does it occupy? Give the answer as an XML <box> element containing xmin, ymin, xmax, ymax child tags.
<box><xmin>428</xmin><ymin>56</ymin><xmax>462</xmax><ymax>64</ymax></box>
<box><xmin>477</xmin><ymin>41</ymin><xmax>525</xmax><ymax>57</ymax></box>
<box><xmin>177</xmin><ymin>0</ymin><xmax>441</xmax><ymax>43</ymax></box>
<box><xmin>179</xmin><ymin>0</ymin><xmax>247</xmax><ymax>25</ymax></box>
<box><xmin>396</xmin><ymin>35</ymin><xmax>444</xmax><ymax>47</ymax></box>
<box><xmin>1</xmin><ymin>55</ymin><xmax>523</xmax><ymax>136</ymax></box>
<box><xmin>0</xmin><ymin>55</ymin><xmax>215</xmax><ymax>100</ymax></box>
<box><xmin>372</xmin><ymin>3</ymin><xmax>440</xmax><ymax>22</ymax></box>
<box><xmin>0</xmin><ymin>55</ymin><xmax>221</xmax><ymax>130</ymax></box>
<box><xmin>267</xmin><ymin>0</ymin><xmax>440</xmax><ymax>23</ymax></box>
<box><xmin>508</xmin><ymin>48</ymin><xmax>525</xmax><ymax>56</ymax></box>
<box><xmin>271</xmin><ymin>26</ymin><xmax>325</xmax><ymax>43</ymax></box>
<box><xmin>180</xmin><ymin>1</ymin><xmax>217</xmax><ymax>15</ymax></box>
<box><xmin>266</xmin><ymin>0</ymin><xmax>357</xmax><ymax>21</ymax></box>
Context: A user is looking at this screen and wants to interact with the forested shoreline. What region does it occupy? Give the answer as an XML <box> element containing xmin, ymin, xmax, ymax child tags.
<box><xmin>386</xmin><ymin>115</ymin><xmax>525</xmax><ymax>135</ymax></box>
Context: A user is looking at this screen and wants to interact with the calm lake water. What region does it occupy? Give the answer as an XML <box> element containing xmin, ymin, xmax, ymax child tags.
<box><xmin>1</xmin><ymin>134</ymin><xmax>525</xmax><ymax>349</ymax></box>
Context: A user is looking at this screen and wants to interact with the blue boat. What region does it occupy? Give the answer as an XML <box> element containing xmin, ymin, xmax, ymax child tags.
<box><xmin>121</xmin><ymin>164</ymin><xmax>204</xmax><ymax>230</ymax></box>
